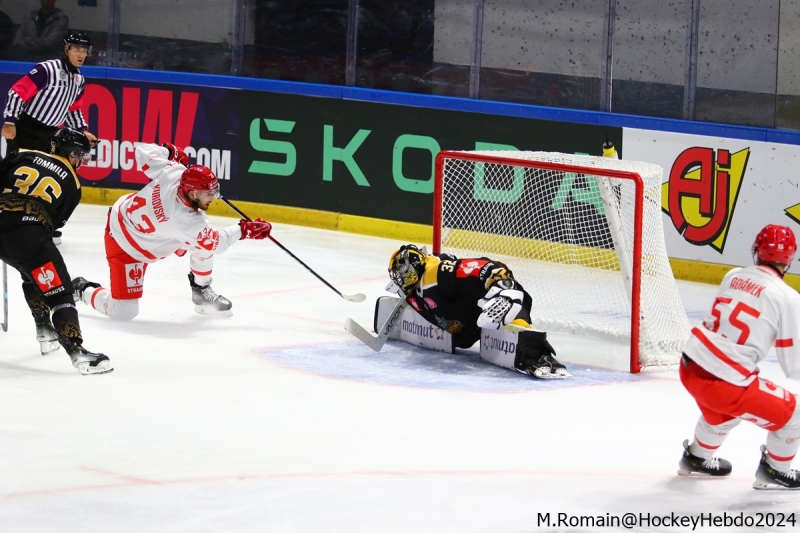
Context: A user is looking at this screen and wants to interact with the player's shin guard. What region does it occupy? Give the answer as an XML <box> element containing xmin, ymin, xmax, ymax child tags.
<box><xmin>23</xmin><ymin>282</ymin><xmax>58</xmax><ymax>354</ymax></box>
<box><xmin>688</xmin><ymin>416</ymin><xmax>741</xmax><ymax>459</ymax></box>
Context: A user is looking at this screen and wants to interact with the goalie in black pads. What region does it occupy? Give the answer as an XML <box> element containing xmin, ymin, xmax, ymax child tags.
<box><xmin>388</xmin><ymin>244</ymin><xmax>571</xmax><ymax>379</ymax></box>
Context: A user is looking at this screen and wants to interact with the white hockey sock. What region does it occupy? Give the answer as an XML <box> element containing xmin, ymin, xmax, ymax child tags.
<box><xmin>690</xmin><ymin>416</ymin><xmax>741</xmax><ymax>459</ymax></box>
<box><xmin>89</xmin><ymin>288</ymin><xmax>139</xmax><ymax>321</ymax></box>
<box><xmin>765</xmin><ymin>404</ymin><xmax>800</xmax><ymax>471</ymax></box>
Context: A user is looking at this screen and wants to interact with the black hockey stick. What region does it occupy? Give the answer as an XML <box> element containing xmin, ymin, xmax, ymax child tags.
<box><xmin>1</xmin><ymin>261</ymin><xmax>8</xmax><ymax>332</ymax></box>
<box><xmin>221</xmin><ymin>198</ymin><xmax>366</xmax><ymax>303</ymax></box>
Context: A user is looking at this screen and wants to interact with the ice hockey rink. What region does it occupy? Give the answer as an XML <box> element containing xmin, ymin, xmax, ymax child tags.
<box><xmin>1</xmin><ymin>204</ymin><xmax>798</xmax><ymax>532</ymax></box>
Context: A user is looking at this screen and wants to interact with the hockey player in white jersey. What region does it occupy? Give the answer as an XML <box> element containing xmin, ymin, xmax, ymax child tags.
<box><xmin>72</xmin><ymin>142</ymin><xmax>272</xmax><ymax>321</ymax></box>
<box><xmin>678</xmin><ymin>224</ymin><xmax>800</xmax><ymax>489</ymax></box>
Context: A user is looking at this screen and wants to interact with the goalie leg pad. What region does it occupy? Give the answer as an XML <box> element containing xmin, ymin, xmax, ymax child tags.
<box><xmin>514</xmin><ymin>330</ymin><xmax>572</xmax><ymax>379</ymax></box>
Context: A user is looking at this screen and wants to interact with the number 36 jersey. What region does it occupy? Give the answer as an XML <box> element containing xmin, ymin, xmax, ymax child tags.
<box><xmin>683</xmin><ymin>264</ymin><xmax>800</xmax><ymax>386</ymax></box>
<box><xmin>0</xmin><ymin>149</ymin><xmax>82</xmax><ymax>233</ymax></box>
<box><xmin>107</xmin><ymin>143</ymin><xmax>240</xmax><ymax>263</ymax></box>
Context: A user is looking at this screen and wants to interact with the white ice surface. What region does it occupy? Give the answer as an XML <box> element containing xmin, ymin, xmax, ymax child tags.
<box><xmin>1</xmin><ymin>204</ymin><xmax>798</xmax><ymax>532</ymax></box>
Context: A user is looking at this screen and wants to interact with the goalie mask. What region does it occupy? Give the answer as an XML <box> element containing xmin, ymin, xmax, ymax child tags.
<box><xmin>389</xmin><ymin>244</ymin><xmax>427</xmax><ymax>295</ymax></box>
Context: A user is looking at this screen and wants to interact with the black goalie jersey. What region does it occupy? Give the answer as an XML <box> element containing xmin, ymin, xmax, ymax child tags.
<box><xmin>405</xmin><ymin>254</ymin><xmax>533</xmax><ymax>348</ymax></box>
<box><xmin>0</xmin><ymin>149</ymin><xmax>82</xmax><ymax>234</ymax></box>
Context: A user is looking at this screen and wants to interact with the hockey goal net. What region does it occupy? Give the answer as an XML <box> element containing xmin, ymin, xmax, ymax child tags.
<box><xmin>433</xmin><ymin>150</ymin><xmax>690</xmax><ymax>373</ymax></box>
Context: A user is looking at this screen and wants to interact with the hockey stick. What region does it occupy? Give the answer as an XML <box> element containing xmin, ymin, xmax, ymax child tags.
<box><xmin>221</xmin><ymin>198</ymin><xmax>366</xmax><ymax>303</ymax></box>
<box><xmin>1</xmin><ymin>261</ymin><xmax>7</xmax><ymax>332</ymax></box>
<box><xmin>345</xmin><ymin>296</ymin><xmax>407</xmax><ymax>351</ymax></box>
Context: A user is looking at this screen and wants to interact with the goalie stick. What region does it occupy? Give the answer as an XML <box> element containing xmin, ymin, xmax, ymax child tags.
<box><xmin>1</xmin><ymin>261</ymin><xmax>7</xmax><ymax>332</ymax></box>
<box><xmin>345</xmin><ymin>295</ymin><xmax>407</xmax><ymax>351</ymax></box>
<box><xmin>221</xmin><ymin>198</ymin><xmax>366</xmax><ymax>303</ymax></box>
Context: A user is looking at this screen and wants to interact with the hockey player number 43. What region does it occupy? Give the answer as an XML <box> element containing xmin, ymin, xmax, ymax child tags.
<box><xmin>708</xmin><ymin>297</ymin><xmax>760</xmax><ymax>344</ymax></box>
<box><xmin>125</xmin><ymin>196</ymin><xmax>156</xmax><ymax>233</ymax></box>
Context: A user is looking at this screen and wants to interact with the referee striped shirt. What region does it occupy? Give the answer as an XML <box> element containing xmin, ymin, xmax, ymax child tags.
<box><xmin>3</xmin><ymin>58</ymin><xmax>88</xmax><ymax>130</ymax></box>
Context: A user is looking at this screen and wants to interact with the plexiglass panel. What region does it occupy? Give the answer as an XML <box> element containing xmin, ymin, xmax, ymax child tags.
<box><xmin>777</xmin><ymin>0</ymin><xmax>800</xmax><ymax>129</ymax></box>
<box><xmin>479</xmin><ymin>0</ymin><xmax>606</xmax><ymax>109</ymax></box>
<box><xmin>4</xmin><ymin>0</ymin><xmax>800</xmax><ymax>132</ymax></box>
<box><xmin>355</xmin><ymin>0</ymin><xmax>469</xmax><ymax>96</ymax></box>
<box><xmin>695</xmin><ymin>0</ymin><xmax>779</xmax><ymax>127</ymax></box>
<box><xmin>1</xmin><ymin>0</ymin><xmax>110</xmax><ymax>64</ymax></box>
<box><xmin>612</xmin><ymin>0</ymin><xmax>689</xmax><ymax>120</ymax></box>
<box><xmin>243</xmin><ymin>0</ymin><xmax>348</xmax><ymax>84</ymax></box>
<box><xmin>117</xmin><ymin>0</ymin><xmax>235</xmax><ymax>74</ymax></box>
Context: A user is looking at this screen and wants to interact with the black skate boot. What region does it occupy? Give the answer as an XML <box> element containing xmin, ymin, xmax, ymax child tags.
<box><xmin>33</xmin><ymin>308</ymin><xmax>59</xmax><ymax>356</ymax></box>
<box><xmin>67</xmin><ymin>344</ymin><xmax>113</xmax><ymax>375</ymax></box>
<box><xmin>677</xmin><ymin>440</ymin><xmax>732</xmax><ymax>476</ymax></box>
<box><xmin>72</xmin><ymin>277</ymin><xmax>101</xmax><ymax>305</ymax></box>
<box><xmin>189</xmin><ymin>273</ymin><xmax>232</xmax><ymax>316</ymax></box>
<box><xmin>753</xmin><ymin>445</ymin><xmax>800</xmax><ymax>490</ymax></box>
<box><xmin>514</xmin><ymin>330</ymin><xmax>572</xmax><ymax>379</ymax></box>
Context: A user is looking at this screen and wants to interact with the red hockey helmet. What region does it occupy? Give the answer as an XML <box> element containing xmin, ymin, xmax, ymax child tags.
<box><xmin>179</xmin><ymin>165</ymin><xmax>220</xmax><ymax>199</ymax></box>
<box><xmin>752</xmin><ymin>224</ymin><xmax>797</xmax><ymax>266</ymax></box>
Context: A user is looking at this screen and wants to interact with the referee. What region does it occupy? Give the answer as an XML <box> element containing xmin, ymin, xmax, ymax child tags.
<box><xmin>2</xmin><ymin>30</ymin><xmax>97</xmax><ymax>244</ymax></box>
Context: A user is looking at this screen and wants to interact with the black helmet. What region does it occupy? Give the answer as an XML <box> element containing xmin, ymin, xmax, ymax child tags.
<box><xmin>63</xmin><ymin>30</ymin><xmax>91</xmax><ymax>51</ymax></box>
<box><xmin>51</xmin><ymin>128</ymin><xmax>92</xmax><ymax>168</ymax></box>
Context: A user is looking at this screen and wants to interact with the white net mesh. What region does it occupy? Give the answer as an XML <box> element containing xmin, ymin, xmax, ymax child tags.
<box><xmin>435</xmin><ymin>151</ymin><xmax>690</xmax><ymax>368</ymax></box>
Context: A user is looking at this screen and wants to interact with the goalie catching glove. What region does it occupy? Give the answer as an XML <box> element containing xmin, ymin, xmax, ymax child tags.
<box><xmin>162</xmin><ymin>142</ymin><xmax>189</xmax><ymax>166</ymax></box>
<box><xmin>477</xmin><ymin>280</ymin><xmax>526</xmax><ymax>330</ymax></box>
<box><xmin>240</xmin><ymin>218</ymin><xmax>272</xmax><ymax>240</ymax></box>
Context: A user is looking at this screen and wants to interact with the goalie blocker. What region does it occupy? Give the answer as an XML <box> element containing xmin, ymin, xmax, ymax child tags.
<box><xmin>374</xmin><ymin>296</ymin><xmax>570</xmax><ymax>379</ymax></box>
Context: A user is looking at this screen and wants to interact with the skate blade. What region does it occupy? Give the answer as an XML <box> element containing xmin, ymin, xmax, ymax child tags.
<box><xmin>40</xmin><ymin>340</ymin><xmax>60</xmax><ymax>356</ymax></box>
<box><xmin>677</xmin><ymin>468</ymin><xmax>729</xmax><ymax>477</ymax></box>
<box><xmin>752</xmin><ymin>480</ymin><xmax>800</xmax><ymax>490</ymax></box>
<box><xmin>75</xmin><ymin>361</ymin><xmax>114</xmax><ymax>375</ymax></box>
<box><xmin>534</xmin><ymin>369</ymin><xmax>573</xmax><ymax>379</ymax></box>
<box><xmin>194</xmin><ymin>305</ymin><xmax>233</xmax><ymax>317</ymax></box>
<box><xmin>527</xmin><ymin>367</ymin><xmax>573</xmax><ymax>379</ymax></box>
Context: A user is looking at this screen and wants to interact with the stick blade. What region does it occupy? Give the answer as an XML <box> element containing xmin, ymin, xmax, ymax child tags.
<box><xmin>343</xmin><ymin>293</ymin><xmax>366</xmax><ymax>303</ymax></box>
<box><xmin>344</xmin><ymin>318</ymin><xmax>384</xmax><ymax>351</ymax></box>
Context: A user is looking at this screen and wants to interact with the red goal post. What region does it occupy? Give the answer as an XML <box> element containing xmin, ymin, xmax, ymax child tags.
<box><xmin>432</xmin><ymin>150</ymin><xmax>691</xmax><ymax>373</ymax></box>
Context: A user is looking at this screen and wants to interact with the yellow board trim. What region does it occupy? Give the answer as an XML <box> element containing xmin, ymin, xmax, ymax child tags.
<box><xmin>80</xmin><ymin>187</ymin><xmax>798</xmax><ymax>289</ymax></box>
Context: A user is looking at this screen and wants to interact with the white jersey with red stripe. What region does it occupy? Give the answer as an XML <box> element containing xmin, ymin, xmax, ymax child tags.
<box><xmin>107</xmin><ymin>143</ymin><xmax>239</xmax><ymax>263</ymax></box>
<box><xmin>683</xmin><ymin>264</ymin><xmax>800</xmax><ymax>386</ymax></box>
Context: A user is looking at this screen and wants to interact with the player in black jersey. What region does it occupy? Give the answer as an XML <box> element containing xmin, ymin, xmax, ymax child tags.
<box><xmin>0</xmin><ymin>127</ymin><xmax>112</xmax><ymax>375</ymax></box>
<box><xmin>389</xmin><ymin>244</ymin><xmax>571</xmax><ymax>379</ymax></box>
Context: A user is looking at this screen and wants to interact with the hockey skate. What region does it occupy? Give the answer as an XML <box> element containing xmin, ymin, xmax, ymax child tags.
<box><xmin>31</xmin><ymin>307</ymin><xmax>60</xmax><ymax>355</ymax></box>
<box><xmin>677</xmin><ymin>440</ymin><xmax>732</xmax><ymax>477</ymax></box>
<box><xmin>68</xmin><ymin>345</ymin><xmax>113</xmax><ymax>375</ymax></box>
<box><xmin>36</xmin><ymin>321</ymin><xmax>60</xmax><ymax>355</ymax></box>
<box><xmin>753</xmin><ymin>445</ymin><xmax>800</xmax><ymax>490</ymax></box>
<box><xmin>515</xmin><ymin>330</ymin><xmax>572</xmax><ymax>379</ymax></box>
<box><xmin>519</xmin><ymin>352</ymin><xmax>572</xmax><ymax>379</ymax></box>
<box><xmin>189</xmin><ymin>273</ymin><xmax>232</xmax><ymax>317</ymax></box>
<box><xmin>72</xmin><ymin>276</ymin><xmax>101</xmax><ymax>305</ymax></box>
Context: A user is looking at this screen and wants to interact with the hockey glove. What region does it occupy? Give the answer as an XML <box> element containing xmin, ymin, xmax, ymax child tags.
<box><xmin>240</xmin><ymin>218</ymin><xmax>272</xmax><ymax>240</ymax></box>
<box><xmin>162</xmin><ymin>143</ymin><xmax>189</xmax><ymax>166</ymax></box>
<box><xmin>477</xmin><ymin>282</ymin><xmax>525</xmax><ymax>329</ymax></box>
